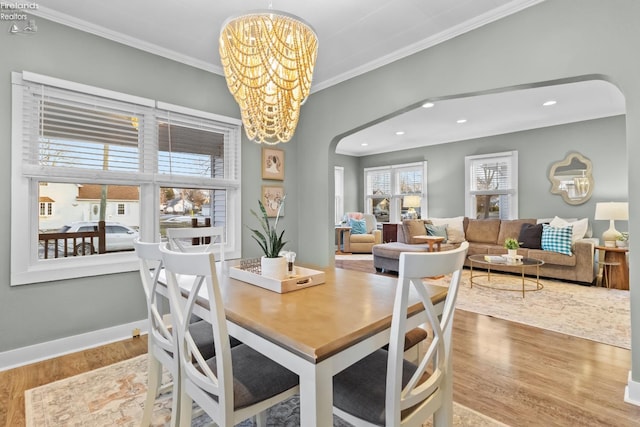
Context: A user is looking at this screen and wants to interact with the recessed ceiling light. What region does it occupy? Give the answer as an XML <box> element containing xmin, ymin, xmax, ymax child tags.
<box><xmin>422</xmin><ymin>102</ymin><xmax>434</xmax><ymax>108</ymax></box>
<box><xmin>543</xmin><ymin>100</ymin><xmax>557</xmax><ymax>106</ymax></box>
<box><xmin>395</xmin><ymin>131</ymin><xmax>405</xmax><ymax>136</ymax></box>
<box><xmin>456</xmin><ymin>119</ymin><xmax>467</xmax><ymax>124</ymax></box>
<box><xmin>361</xmin><ymin>143</ymin><xmax>368</xmax><ymax>146</ymax></box>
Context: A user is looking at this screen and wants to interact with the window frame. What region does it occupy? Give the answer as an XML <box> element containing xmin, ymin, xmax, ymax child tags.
<box><xmin>11</xmin><ymin>71</ymin><xmax>242</xmax><ymax>286</ymax></box>
<box><xmin>364</xmin><ymin>161</ymin><xmax>428</xmax><ymax>223</ymax></box>
<box><xmin>464</xmin><ymin>151</ymin><xmax>518</xmax><ymax>220</ymax></box>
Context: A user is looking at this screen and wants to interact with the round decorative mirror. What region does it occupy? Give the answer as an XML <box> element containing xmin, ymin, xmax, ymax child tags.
<box><xmin>548</xmin><ymin>152</ymin><xmax>594</xmax><ymax>205</ymax></box>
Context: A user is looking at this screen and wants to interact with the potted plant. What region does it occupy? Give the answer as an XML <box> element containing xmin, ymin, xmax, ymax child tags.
<box><xmin>248</xmin><ymin>196</ymin><xmax>288</xmax><ymax>278</ymax></box>
<box><xmin>504</xmin><ymin>238</ymin><xmax>520</xmax><ymax>257</ymax></box>
<box><xmin>616</xmin><ymin>232</ymin><xmax>629</xmax><ymax>248</ymax></box>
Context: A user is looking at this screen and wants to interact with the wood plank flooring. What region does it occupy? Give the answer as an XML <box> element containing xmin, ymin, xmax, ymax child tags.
<box><xmin>1</xmin><ymin>258</ymin><xmax>639</xmax><ymax>426</ymax></box>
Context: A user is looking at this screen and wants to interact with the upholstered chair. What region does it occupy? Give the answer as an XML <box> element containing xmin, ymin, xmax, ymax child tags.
<box><xmin>345</xmin><ymin>212</ymin><xmax>383</xmax><ymax>253</ymax></box>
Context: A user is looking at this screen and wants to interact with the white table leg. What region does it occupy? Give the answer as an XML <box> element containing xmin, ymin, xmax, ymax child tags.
<box><xmin>299</xmin><ymin>361</ymin><xmax>333</xmax><ymax>427</ymax></box>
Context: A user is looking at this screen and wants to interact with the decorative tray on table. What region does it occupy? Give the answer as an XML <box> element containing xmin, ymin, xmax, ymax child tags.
<box><xmin>229</xmin><ymin>259</ymin><xmax>325</xmax><ymax>293</ymax></box>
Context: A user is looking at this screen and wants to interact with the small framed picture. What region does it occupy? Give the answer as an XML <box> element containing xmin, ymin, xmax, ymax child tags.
<box><xmin>262</xmin><ymin>185</ymin><xmax>285</xmax><ymax>217</ymax></box>
<box><xmin>262</xmin><ymin>147</ymin><xmax>285</xmax><ymax>181</ymax></box>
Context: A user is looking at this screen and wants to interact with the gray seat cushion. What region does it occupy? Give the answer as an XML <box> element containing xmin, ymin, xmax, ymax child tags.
<box><xmin>333</xmin><ymin>349</ymin><xmax>419</xmax><ymax>426</ymax></box>
<box><xmin>203</xmin><ymin>343</ymin><xmax>299</xmax><ymax>409</ymax></box>
<box><xmin>189</xmin><ymin>320</ymin><xmax>242</xmax><ymax>360</ymax></box>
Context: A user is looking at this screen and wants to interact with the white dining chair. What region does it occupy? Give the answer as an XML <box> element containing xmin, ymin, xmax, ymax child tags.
<box><xmin>333</xmin><ymin>241</ymin><xmax>469</xmax><ymax>427</ymax></box>
<box><xmin>134</xmin><ymin>239</ymin><xmax>224</xmax><ymax>427</ymax></box>
<box><xmin>166</xmin><ymin>226</ymin><xmax>225</xmax><ymax>261</ymax></box>
<box><xmin>159</xmin><ymin>244</ymin><xmax>300</xmax><ymax>427</ymax></box>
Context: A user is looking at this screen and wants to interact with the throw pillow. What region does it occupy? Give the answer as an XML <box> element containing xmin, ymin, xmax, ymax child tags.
<box><xmin>548</xmin><ymin>216</ymin><xmax>589</xmax><ymax>243</ymax></box>
<box><xmin>349</xmin><ymin>218</ymin><xmax>367</xmax><ymax>235</ymax></box>
<box><xmin>429</xmin><ymin>216</ymin><xmax>465</xmax><ymax>243</ymax></box>
<box><xmin>541</xmin><ymin>224</ymin><xmax>573</xmax><ymax>255</ymax></box>
<box><xmin>426</xmin><ymin>224</ymin><xmax>448</xmax><ymax>239</ymax></box>
<box><xmin>519</xmin><ymin>223</ymin><xmax>543</xmax><ymax>249</ymax></box>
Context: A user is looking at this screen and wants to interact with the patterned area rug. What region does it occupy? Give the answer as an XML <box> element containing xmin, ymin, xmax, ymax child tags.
<box><xmin>430</xmin><ymin>270</ymin><xmax>630</xmax><ymax>349</ymax></box>
<box><xmin>25</xmin><ymin>354</ymin><xmax>508</xmax><ymax>427</ymax></box>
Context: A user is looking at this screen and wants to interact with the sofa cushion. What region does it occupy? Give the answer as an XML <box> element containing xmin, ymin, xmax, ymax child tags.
<box><xmin>350</xmin><ymin>233</ymin><xmax>375</xmax><ymax>243</ymax></box>
<box><xmin>497</xmin><ymin>219</ymin><xmax>536</xmax><ymax>245</ymax></box>
<box><xmin>349</xmin><ymin>218</ymin><xmax>367</xmax><ymax>234</ymax></box>
<box><xmin>519</xmin><ymin>223</ymin><xmax>543</xmax><ymax>249</ymax></box>
<box><xmin>430</xmin><ymin>216</ymin><xmax>465</xmax><ymax>243</ymax></box>
<box><xmin>541</xmin><ymin>224</ymin><xmax>573</xmax><ymax>256</ymax></box>
<box><xmin>465</xmin><ymin>219</ymin><xmax>501</xmax><ymax>244</ymax></box>
<box><xmin>402</xmin><ymin>219</ymin><xmax>428</xmax><ymax>244</ymax></box>
<box><xmin>526</xmin><ymin>248</ymin><xmax>577</xmax><ymax>267</ymax></box>
<box><xmin>549</xmin><ymin>216</ymin><xmax>589</xmax><ymax>242</ymax></box>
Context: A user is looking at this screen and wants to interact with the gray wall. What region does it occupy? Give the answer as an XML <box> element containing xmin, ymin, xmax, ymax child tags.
<box><xmin>350</xmin><ymin>115</ymin><xmax>627</xmax><ymax>239</ymax></box>
<box><xmin>0</xmin><ymin>17</ymin><xmax>298</xmax><ymax>352</ymax></box>
<box><xmin>335</xmin><ymin>154</ymin><xmax>360</xmax><ymax>215</ymax></box>
<box><xmin>292</xmin><ymin>0</ymin><xmax>640</xmax><ymax>386</ymax></box>
<box><xmin>2</xmin><ymin>0</ymin><xmax>640</xmax><ymax>390</ymax></box>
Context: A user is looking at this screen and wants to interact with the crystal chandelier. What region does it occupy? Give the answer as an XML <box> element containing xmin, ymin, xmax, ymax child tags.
<box><xmin>219</xmin><ymin>10</ymin><xmax>318</xmax><ymax>144</ymax></box>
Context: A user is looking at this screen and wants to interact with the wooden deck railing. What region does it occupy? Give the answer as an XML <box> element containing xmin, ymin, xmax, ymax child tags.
<box><xmin>39</xmin><ymin>221</ymin><xmax>106</xmax><ymax>259</ymax></box>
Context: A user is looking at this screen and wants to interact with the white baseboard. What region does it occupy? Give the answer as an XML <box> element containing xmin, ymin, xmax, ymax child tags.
<box><xmin>0</xmin><ymin>320</ymin><xmax>148</xmax><ymax>372</ymax></box>
<box><xmin>624</xmin><ymin>370</ymin><xmax>640</xmax><ymax>406</ymax></box>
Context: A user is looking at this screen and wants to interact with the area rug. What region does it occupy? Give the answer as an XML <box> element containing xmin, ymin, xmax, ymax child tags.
<box><xmin>25</xmin><ymin>354</ymin><xmax>508</xmax><ymax>427</ymax></box>
<box><xmin>427</xmin><ymin>270</ymin><xmax>631</xmax><ymax>349</ymax></box>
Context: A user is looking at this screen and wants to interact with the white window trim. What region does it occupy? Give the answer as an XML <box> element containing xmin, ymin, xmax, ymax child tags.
<box><xmin>364</xmin><ymin>161</ymin><xmax>428</xmax><ymax>222</ymax></box>
<box><xmin>11</xmin><ymin>71</ymin><xmax>242</xmax><ymax>286</ymax></box>
<box><xmin>464</xmin><ymin>151</ymin><xmax>518</xmax><ymax>220</ymax></box>
<box><xmin>334</xmin><ymin>166</ymin><xmax>344</xmax><ymax>224</ymax></box>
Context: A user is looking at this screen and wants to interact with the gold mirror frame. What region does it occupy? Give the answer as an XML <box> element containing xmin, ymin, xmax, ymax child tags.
<box><xmin>548</xmin><ymin>152</ymin><xmax>594</xmax><ymax>205</ymax></box>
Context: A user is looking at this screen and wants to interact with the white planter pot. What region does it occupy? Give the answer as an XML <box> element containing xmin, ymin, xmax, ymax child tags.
<box><xmin>261</xmin><ymin>256</ymin><xmax>287</xmax><ymax>279</ymax></box>
<box><xmin>616</xmin><ymin>240</ymin><xmax>628</xmax><ymax>248</ymax></box>
<box><xmin>507</xmin><ymin>249</ymin><xmax>518</xmax><ymax>257</ymax></box>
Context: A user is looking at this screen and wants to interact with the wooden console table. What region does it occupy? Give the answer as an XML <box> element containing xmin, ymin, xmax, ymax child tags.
<box><xmin>595</xmin><ymin>245</ymin><xmax>629</xmax><ymax>290</ymax></box>
<box><xmin>381</xmin><ymin>223</ymin><xmax>400</xmax><ymax>243</ymax></box>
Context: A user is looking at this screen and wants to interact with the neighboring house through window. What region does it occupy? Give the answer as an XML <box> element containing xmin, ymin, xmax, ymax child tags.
<box><xmin>11</xmin><ymin>71</ymin><xmax>242</xmax><ymax>285</ymax></box>
<box><xmin>465</xmin><ymin>151</ymin><xmax>518</xmax><ymax>220</ymax></box>
<box><xmin>364</xmin><ymin>161</ymin><xmax>428</xmax><ymax>223</ymax></box>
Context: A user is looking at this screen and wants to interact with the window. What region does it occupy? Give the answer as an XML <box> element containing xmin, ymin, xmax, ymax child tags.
<box><xmin>364</xmin><ymin>162</ymin><xmax>427</xmax><ymax>223</ymax></box>
<box><xmin>334</xmin><ymin>166</ymin><xmax>344</xmax><ymax>224</ymax></box>
<box><xmin>465</xmin><ymin>151</ymin><xmax>518</xmax><ymax>220</ymax></box>
<box><xmin>11</xmin><ymin>71</ymin><xmax>242</xmax><ymax>285</ymax></box>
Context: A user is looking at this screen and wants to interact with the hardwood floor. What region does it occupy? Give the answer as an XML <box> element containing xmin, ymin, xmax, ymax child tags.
<box><xmin>0</xmin><ymin>336</ymin><xmax>148</xmax><ymax>427</ymax></box>
<box><xmin>2</xmin><ymin>259</ymin><xmax>639</xmax><ymax>426</ymax></box>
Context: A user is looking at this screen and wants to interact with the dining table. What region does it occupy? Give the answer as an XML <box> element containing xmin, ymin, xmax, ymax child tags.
<box><xmin>160</xmin><ymin>262</ymin><xmax>449</xmax><ymax>426</ymax></box>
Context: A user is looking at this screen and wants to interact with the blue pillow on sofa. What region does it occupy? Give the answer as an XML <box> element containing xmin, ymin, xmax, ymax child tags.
<box><xmin>541</xmin><ymin>224</ymin><xmax>573</xmax><ymax>255</ymax></box>
<box><xmin>426</xmin><ymin>223</ymin><xmax>448</xmax><ymax>240</ymax></box>
<box><xmin>349</xmin><ymin>218</ymin><xmax>367</xmax><ymax>235</ymax></box>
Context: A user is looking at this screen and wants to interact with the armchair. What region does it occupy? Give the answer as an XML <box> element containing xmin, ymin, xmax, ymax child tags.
<box><xmin>345</xmin><ymin>212</ymin><xmax>382</xmax><ymax>253</ymax></box>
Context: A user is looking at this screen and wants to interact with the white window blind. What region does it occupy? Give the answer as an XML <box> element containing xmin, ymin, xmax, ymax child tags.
<box><xmin>366</xmin><ymin>168</ymin><xmax>391</xmax><ymax>196</ymax></box>
<box><xmin>465</xmin><ymin>151</ymin><xmax>518</xmax><ymax>220</ymax></box>
<box><xmin>20</xmin><ymin>81</ymin><xmax>151</xmax><ymax>183</ymax></box>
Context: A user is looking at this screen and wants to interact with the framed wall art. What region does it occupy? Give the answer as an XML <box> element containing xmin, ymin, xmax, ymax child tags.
<box><xmin>262</xmin><ymin>147</ymin><xmax>285</xmax><ymax>181</ymax></box>
<box><xmin>262</xmin><ymin>185</ymin><xmax>285</xmax><ymax>217</ymax></box>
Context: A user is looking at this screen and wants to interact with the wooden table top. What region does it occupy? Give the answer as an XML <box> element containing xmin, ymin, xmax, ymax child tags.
<box><xmin>192</xmin><ymin>265</ymin><xmax>448</xmax><ymax>364</ymax></box>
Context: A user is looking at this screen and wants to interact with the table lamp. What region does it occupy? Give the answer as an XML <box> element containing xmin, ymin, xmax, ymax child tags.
<box><xmin>403</xmin><ymin>196</ymin><xmax>421</xmax><ymax>219</ymax></box>
<box><xmin>594</xmin><ymin>202</ymin><xmax>628</xmax><ymax>247</ymax></box>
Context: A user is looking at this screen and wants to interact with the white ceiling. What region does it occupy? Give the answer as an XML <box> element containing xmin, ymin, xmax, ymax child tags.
<box><xmin>27</xmin><ymin>0</ymin><xmax>625</xmax><ymax>156</ymax></box>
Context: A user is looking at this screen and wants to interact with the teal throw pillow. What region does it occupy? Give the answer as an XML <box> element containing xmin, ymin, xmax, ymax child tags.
<box><xmin>349</xmin><ymin>218</ymin><xmax>367</xmax><ymax>235</ymax></box>
<box><xmin>426</xmin><ymin>223</ymin><xmax>448</xmax><ymax>240</ymax></box>
<box><xmin>541</xmin><ymin>224</ymin><xmax>573</xmax><ymax>256</ymax></box>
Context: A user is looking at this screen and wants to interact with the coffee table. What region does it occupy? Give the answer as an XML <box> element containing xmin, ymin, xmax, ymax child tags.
<box><xmin>468</xmin><ymin>254</ymin><xmax>544</xmax><ymax>298</ymax></box>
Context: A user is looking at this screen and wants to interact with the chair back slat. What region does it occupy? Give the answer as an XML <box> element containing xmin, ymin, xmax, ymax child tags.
<box><xmin>166</xmin><ymin>226</ymin><xmax>225</xmax><ymax>263</ymax></box>
<box><xmin>386</xmin><ymin>241</ymin><xmax>469</xmax><ymax>425</ymax></box>
<box><xmin>160</xmin><ymin>244</ymin><xmax>235</xmax><ymax>417</ymax></box>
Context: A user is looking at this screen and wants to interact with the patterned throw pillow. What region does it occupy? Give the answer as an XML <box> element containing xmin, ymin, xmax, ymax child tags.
<box><xmin>541</xmin><ymin>224</ymin><xmax>573</xmax><ymax>255</ymax></box>
<box><xmin>349</xmin><ymin>218</ymin><xmax>367</xmax><ymax>235</ymax></box>
<box><xmin>426</xmin><ymin>224</ymin><xmax>448</xmax><ymax>240</ymax></box>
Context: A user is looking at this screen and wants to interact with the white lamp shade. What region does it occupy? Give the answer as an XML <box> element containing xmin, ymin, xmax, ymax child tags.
<box><xmin>594</xmin><ymin>202</ymin><xmax>628</xmax><ymax>221</ymax></box>
<box><xmin>402</xmin><ymin>196</ymin><xmax>421</xmax><ymax>208</ymax></box>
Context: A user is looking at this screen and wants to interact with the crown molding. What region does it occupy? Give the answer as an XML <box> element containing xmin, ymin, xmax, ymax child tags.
<box><xmin>30</xmin><ymin>6</ymin><xmax>223</xmax><ymax>75</ymax></box>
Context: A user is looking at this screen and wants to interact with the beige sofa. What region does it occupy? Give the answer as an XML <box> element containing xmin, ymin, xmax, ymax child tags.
<box><xmin>372</xmin><ymin>218</ymin><xmax>598</xmax><ymax>284</ymax></box>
